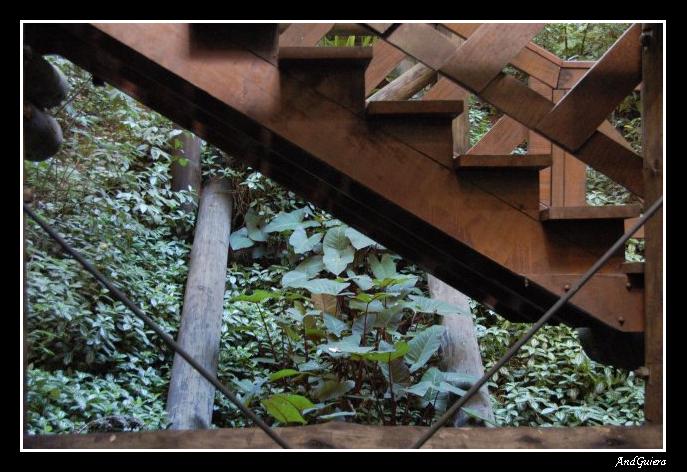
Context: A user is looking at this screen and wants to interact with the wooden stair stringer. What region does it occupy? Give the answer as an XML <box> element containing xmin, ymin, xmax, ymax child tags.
<box><xmin>26</xmin><ymin>23</ymin><xmax>643</xmax><ymax>334</ymax></box>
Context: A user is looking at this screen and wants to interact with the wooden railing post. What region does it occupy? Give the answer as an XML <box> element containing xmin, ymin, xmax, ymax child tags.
<box><xmin>641</xmin><ymin>22</ymin><xmax>663</xmax><ymax>424</ymax></box>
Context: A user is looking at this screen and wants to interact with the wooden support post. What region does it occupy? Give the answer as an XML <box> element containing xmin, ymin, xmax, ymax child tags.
<box><xmin>166</xmin><ymin>178</ymin><xmax>232</xmax><ymax>430</ymax></box>
<box><xmin>170</xmin><ymin>130</ymin><xmax>203</xmax><ymax>214</ymax></box>
<box><xmin>641</xmin><ymin>23</ymin><xmax>663</xmax><ymax>424</ymax></box>
<box><xmin>428</xmin><ymin>276</ymin><xmax>495</xmax><ymax>426</ymax></box>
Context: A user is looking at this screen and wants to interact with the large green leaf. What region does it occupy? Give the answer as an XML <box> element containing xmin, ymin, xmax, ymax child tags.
<box><xmin>281</xmin><ymin>255</ymin><xmax>325</xmax><ymax>287</ymax></box>
<box><xmin>374</xmin><ymin>304</ymin><xmax>405</xmax><ymax>331</ymax></box>
<box><xmin>379</xmin><ymin>358</ymin><xmax>412</xmax><ymax>386</ymax></box>
<box><xmin>244</xmin><ymin>208</ymin><xmax>268</xmax><ymax>242</ymax></box>
<box><xmin>323</xmin><ymin>313</ymin><xmax>347</xmax><ymax>338</ymax></box>
<box><xmin>261</xmin><ymin>393</ymin><xmax>315</xmax><ymax>424</ymax></box>
<box><xmin>323</xmin><ymin>226</ymin><xmax>355</xmax><ymax>275</ymax></box>
<box><xmin>313</xmin><ymin>379</ymin><xmax>355</xmax><ymax>401</ymax></box>
<box><xmin>268</xmin><ymin>369</ymin><xmax>301</xmax><ymax>382</ymax></box>
<box><xmin>367</xmin><ymin>254</ymin><xmax>398</xmax><ymax>279</ymax></box>
<box><xmin>405</xmin><ymin>325</ymin><xmax>446</xmax><ymax>372</ymax></box>
<box><xmin>355</xmin><ymin>340</ymin><xmax>409</xmax><ymax>362</ymax></box>
<box><xmin>405</xmin><ymin>295</ymin><xmax>469</xmax><ymax>316</ymax></box>
<box><xmin>229</xmin><ymin>227</ymin><xmax>254</xmax><ymax>250</ymax></box>
<box><xmin>231</xmin><ymin>289</ymin><xmax>277</xmax><ymax>303</ymax></box>
<box><xmin>345</xmin><ymin>227</ymin><xmax>376</xmax><ymax>249</ymax></box>
<box><xmin>296</xmin><ymin>278</ymin><xmax>350</xmax><ymax>295</ymax></box>
<box><xmin>318</xmin><ymin>334</ymin><xmax>373</xmax><ymax>357</ymax></box>
<box><xmin>263</xmin><ymin>208</ymin><xmax>319</xmax><ymax>233</ymax></box>
<box><xmin>289</xmin><ymin>226</ymin><xmax>323</xmax><ymax>254</ymax></box>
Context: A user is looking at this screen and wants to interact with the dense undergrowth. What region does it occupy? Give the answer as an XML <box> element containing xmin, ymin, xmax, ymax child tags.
<box><xmin>23</xmin><ymin>24</ymin><xmax>645</xmax><ymax>435</ymax></box>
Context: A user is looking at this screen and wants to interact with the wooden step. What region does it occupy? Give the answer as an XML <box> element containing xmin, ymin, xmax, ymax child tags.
<box><xmin>621</xmin><ymin>261</ymin><xmax>645</xmax><ymax>274</ymax></box>
<box><xmin>366</xmin><ymin>100</ymin><xmax>463</xmax><ymax>118</ymax></box>
<box><xmin>365</xmin><ymin>100</ymin><xmax>462</xmax><ymax>168</ymax></box>
<box><xmin>453</xmin><ymin>154</ymin><xmax>552</xmax><ymax>170</ymax></box>
<box><xmin>279</xmin><ymin>46</ymin><xmax>373</xmax><ymax>66</ymax></box>
<box><xmin>540</xmin><ymin>204</ymin><xmax>642</xmax><ymax>221</ymax></box>
<box><xmin>278</xmin><ymin>47</ymin><xmax>372</xmax><ymax>113</ymax></box>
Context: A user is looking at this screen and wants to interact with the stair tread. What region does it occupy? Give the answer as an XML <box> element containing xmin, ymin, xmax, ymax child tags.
<box><xmin>279</xmin><ymin>46</ymin><xmax>373</xmax><ymax>65</ymax></box>
<box><xmin>541</xmin><ymin>204</ymin><xmax>642</xmax><ymax>221</ymax></box>
<box><xmin>366</xmin><ymin>100</ymin><xmax>463</xmax><ymax>118</ymax></box>
<box><xmin>621</xmin><ymin>261</ymin><xmax>645</xmax><ymax>274</ymax></box>
<box><xmin>454</xmin><ymin>154</ymin><xmax>552</xmax><ymax>170</ymax></box>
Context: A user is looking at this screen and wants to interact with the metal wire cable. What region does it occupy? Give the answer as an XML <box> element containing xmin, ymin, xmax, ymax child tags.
<box><xmin>411</xmin><ymin>196</ymin><xmax>663</xmax><ymax>448</ymax></box>
<box><xmin>23</xmin><ymin>203</ymin><xmax>292</xmax><ymax>449</ymax></box>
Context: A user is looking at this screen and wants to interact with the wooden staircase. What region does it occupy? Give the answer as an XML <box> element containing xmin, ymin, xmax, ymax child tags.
<box><xmin>24</xmin><ymin>23</ymin><xmax>648</xmax><ymax>362</ymax></box>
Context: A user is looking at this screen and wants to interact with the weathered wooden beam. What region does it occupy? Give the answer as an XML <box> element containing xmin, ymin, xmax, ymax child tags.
<box><xmin>23</xmin><ymin>423</ymin><xmax>663</xmax><ymax>449</ymax></box>
<box><xmin>641</xmin><ymin>23</ymin><xmax>663</xmax><ymax>424</ymax></box>
<box><xmin>429</xmin><ymin>276</ymin><xmax>495</xmax><ymax>426</ymax></box>
<box><xmin>30</xmin><ymin>23</ymin><xmax>642</xmax><ymax>334</ymax></box>
<box><xmin>166</xmin><ymin>178</ymin><xmax>232</xmax><ymax>430</ymax></box>
<box><xmin>367</xmin><ymin>62</ymin><xmax>436</xmax><ymax>102</ymax></box>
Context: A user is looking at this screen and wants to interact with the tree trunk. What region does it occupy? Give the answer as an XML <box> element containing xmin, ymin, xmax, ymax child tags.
<box><xmin>428</xmin><ymin>275</ymin><xmax>495</xmax><ymax>426</ymax></box>
<box><xmin>166</xmin><ymin>178</ymin><xmax>232</xmax><ymax>430</ymax></box>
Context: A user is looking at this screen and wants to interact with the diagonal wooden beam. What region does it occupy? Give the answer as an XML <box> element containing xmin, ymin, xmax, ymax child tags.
<box><xmin>279</xmin><ymin>23</ymin><xmax>334</xmax><ymax>47</ymax></box>
<box><xmin>440</xmin><ymin>23</ymin><xmax>545</xmax><ymax>93</ymax></box>
<box><xmin>442</xmin><ymin>23</ymin><xmax>561</xmax><ymax>88</ymax></box>
<box><xmin>467</xmin><ymin>116</ymin><xmax>528</xmax><ymax>155</ymax></box>
<box><xmin>536</xmin><ymin>24</ymin><xmax>642</xmax><ymax>151</ymax></box>
<box><xmin>369</xmin><ymin>22</ymin><xmax>644</xmax><ymax>196</ymax></box>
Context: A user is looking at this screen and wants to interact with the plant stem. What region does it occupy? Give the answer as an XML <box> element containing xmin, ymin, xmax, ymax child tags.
<box><xmin>388</xmin><ymin>358</ymin><xmax>397</xmax><ymax>425</ymax></box>
<box><xmin>257</xmin><ymin>305</ymin><xmax>279</xmax><ymax>364</ymax></box>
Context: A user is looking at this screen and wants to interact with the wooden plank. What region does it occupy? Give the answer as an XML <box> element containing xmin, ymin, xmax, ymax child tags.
<box><xmin>279</xmin><ymin>46</ymin><xmax>373</xmax><ymax>64</ymax></box>
<box><xmin>39</xmin><ymin>23</ymin><xmax>643</xmax><ymax>332</ymax></box>
<box><xmin>536</xmin><ymin>24</ymin><xmax>642</xmax><ymax>151</ymax></box>
<box><xmin>540</xmin><ymin>204</ymin><xmax>641</xmax><ymax>221</ymax></box>
<box><xmin>467</xmin><ymin>116</ymin><xmax>528</xmax><ymax>155</ymax></box>
<box><xmin>440</xmin><ymin>23</ymin><xmax>545</xmax><ymax>93</ymax></box>
<box><xmin>641</xmin><ymin>23</ymin><xmax>663</xmax><ymax>424</ymax></box>
<box><xmin>279</xmin><ymin>23</ymin><xmax>333</xmax><ymax>47</ymax></box>
<box><xmin>23</xmin><ymin>423</ymin><xmax>662</xmax><ymax>449</ymax></box>
<box><xmin>455</xmin><ymin>154</ymin><xmax>551</xmax><ymax>170</ymax></box>
<box><xmin>367</xmin><ymin>100</ymin><xmax>463</xmax><ymax>117</ymax></box>
<box><xmin>381</xmin><ymin>23</ymin><xmax>645</xmax><ymax>197</ymax></box>
<box><xmin>365</xmin><ymin>40</ymin><xmax>407</xmax><ymax>96</ymax></box>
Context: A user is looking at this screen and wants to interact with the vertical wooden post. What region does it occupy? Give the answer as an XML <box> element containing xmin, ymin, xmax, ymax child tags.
<box><xmin>428</xmin><ymin>276</ymin><xmax>495</xmax><ymax>426</ymax></box>
<box><xmin>529</xmin><ymin>78</ymin><xmax>554</xmax><ymax>206</ymax></box>
<box><xmin>170</xmin><ymin>130</ymin><xmax>202</xmax><ymax>214</ymax></box>
<box><xmin>166</xmin><ymin>178</ymin><xmax>232</xmax><ymax>430</ymax></box>
<box><xmin>641</xmin><ymin>23</ymin><xmax>663</xmax><ymax>424</ymax></box>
